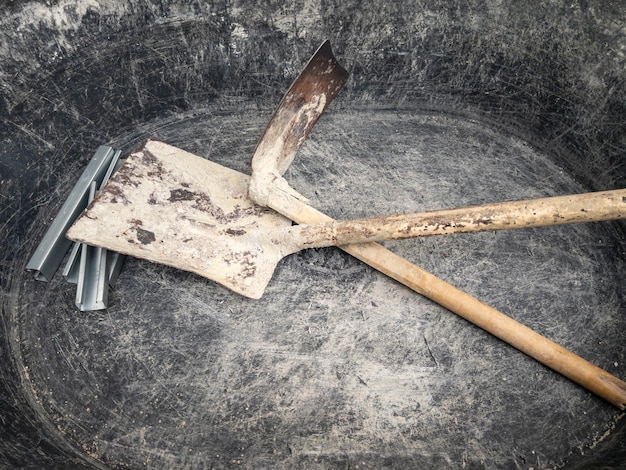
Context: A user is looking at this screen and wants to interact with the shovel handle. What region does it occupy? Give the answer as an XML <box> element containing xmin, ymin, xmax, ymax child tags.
<box><xmin>293</xmin><ymin>189</ymin><xmax>626</xmax><ymax>248</ymax></box>
<box><xmin>270</xmin><ymin>189</ymin><xmax>626</xmax><ymax>410</ymax></box>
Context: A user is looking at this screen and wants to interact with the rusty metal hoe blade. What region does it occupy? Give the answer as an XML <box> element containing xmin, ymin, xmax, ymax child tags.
<box><xmin>249</xmin><ymin>40</ymin><xmax>349</xmax><ymax>207</ymax></box>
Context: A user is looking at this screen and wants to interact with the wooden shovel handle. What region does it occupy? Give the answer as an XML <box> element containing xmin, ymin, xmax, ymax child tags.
<box><xmin>271</xmin><ymin>190</ymin><xmax>626</xmax><ymax>409</ymax></box>
<box><xmin>294</xmin><ymin>189</ymin><xmax>626</xmax><ymax>248</ymax></box>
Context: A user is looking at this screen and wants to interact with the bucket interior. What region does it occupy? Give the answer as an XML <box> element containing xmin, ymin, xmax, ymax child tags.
<box><xmin>1</xmin><ymin>2</ymin><xmax>625</xmax><ymax>468</ymax></box>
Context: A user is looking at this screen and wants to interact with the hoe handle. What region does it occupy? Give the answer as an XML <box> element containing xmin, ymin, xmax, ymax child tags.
<box><xmin>270</xmin><ymin>190</ymin><xmax>626</xmax><ymax>410</ymax></box>
<box><xmin>295</xmin><ymin>189</ymin><xmax>626</xmax><ymax>247</ymax></box>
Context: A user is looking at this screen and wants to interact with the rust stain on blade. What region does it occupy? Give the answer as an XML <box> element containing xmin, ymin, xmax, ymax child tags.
<box><xmin>252</xmin><ymin>40</ymin><xmax>349</xmax><ymax>177</ymax></box>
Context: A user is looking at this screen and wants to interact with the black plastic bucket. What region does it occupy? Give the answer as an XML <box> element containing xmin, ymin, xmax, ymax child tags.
<box><xmin>1</xmin><ymin>2</ymin><xmax>624</xmax><ymax>468</ymax></box>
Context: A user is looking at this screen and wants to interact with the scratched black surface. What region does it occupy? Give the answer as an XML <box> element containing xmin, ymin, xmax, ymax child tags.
<box><xmin>1</xmin><ymin>1</ymin><xmax>625</xmax><ymax>469</ymax></box>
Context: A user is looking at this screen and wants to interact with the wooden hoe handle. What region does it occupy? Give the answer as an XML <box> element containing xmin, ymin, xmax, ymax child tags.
<box><xmin>247</xmin><ymin>39</ymin><xmax>626</xmax><ymax>408</ymax></box>
<box><xmin>344</xmin><ymin>243</ymin><xmax>626</xmax><ymax>410</ymax></box>
<box><xmin>273</xmin><ymin>191</ymin><xmax>626</xmax><ymax>410</ymax></box>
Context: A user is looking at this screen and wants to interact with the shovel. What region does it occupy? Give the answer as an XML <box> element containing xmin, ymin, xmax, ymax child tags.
<box><xmin>67</xmin><ymin>139</ymin><xmax>626</xmax><ymax>409</ymax></box>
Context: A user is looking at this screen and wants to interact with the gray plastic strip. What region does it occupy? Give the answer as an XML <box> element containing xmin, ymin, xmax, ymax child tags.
<box><xmin>61</xmin><ymin>241</ymin><xmax>82</xmax><ymax>283</ymax></box>
<box><xmin>107</xmin><ymin>251</ymin><xmax>125</xmax><ymax>287</ymax></box>
<box><xmin>65</xmin><ymin>245</ymin><xmax>125</xmax><ymax>288</ymax></box>
<box><xmin>75</xmin><ymin>182</ymin><xmax>109</xmax><ymax>311</ymax></box>
<box><xmin>26</xmin><ymin>146</ymin><xmax>117</xmax><ymax>281</ymax></box>
<box><xmin>61</xmin><ymin>150</ymin><xmax>124</xmax><ymax>286</ymax></box>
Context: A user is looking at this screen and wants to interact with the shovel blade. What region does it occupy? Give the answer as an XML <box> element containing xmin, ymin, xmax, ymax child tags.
<box><xmin>67</xmin><ymin>140</ymin><xmax>293</xmax><ymax>299</ymax></box>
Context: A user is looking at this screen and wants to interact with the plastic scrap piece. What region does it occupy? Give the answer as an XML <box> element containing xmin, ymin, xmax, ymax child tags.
<box><xmin>61</xmin><ymin>241</ymin><xmax>82</xmax><ymax>283</ymax></box>
<box><xmin>28</xmin><ymin>145</ymin><xmax>127</xmax><ymax>311</ymax></box>
<box><xmin>26</xmin><ymin>146</ymin><xmax>117</xmax><ymax>281</ymax></box>
<box><xmin>62</xmin><ymin>150</ymin><xmax>125</xmax><ymax>287</ymax></box>
<box><xmin>75</xmin><ymin>182</ymin><xmax>109</xmax><ymax>311</ymax></box>
<box><xmin>107</xmin><ymin>251</ymin><xmax>125</xmax><ymax>287</ymax></box>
